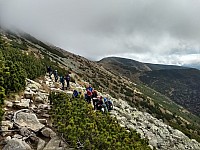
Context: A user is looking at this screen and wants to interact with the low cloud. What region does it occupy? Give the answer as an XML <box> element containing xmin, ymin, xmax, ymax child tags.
<box><xmin>1</xmin><ymin>0</ymin><xmax>200</xmax><ymax>66</ymax></box>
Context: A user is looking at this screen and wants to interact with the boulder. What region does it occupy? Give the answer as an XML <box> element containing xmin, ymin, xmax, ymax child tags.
<box><xmin>38</xmin><ymin>119</ymin><xmax>47</xmax><ymax>124</ymax></box>
<box><xmin>43</xmin><ymin>136</ymin><xmax>66</xmax><ymax>150</ymax></box>
<box><xmin>1</xmin><ymin>121</ymin><xmax>13</xmax><ymax>129</ymax></box>
<box><xmin>37</xmin><ymin>138</ymin><xmax>46</xmax><ymax>150</ymax></box>
<box><xmin>41</xmin><ymin>127</ymin><xmax>56</xmax><ymax>138</ymax></box>
<box><xmin>35</xmin><ymin>96</ymin><xmax>44</xmax><ymax>103</ymax></box>
<box><xmin>24</xmin><ymin>91</ymin><xmax>34</xmax><ymax>99</ymax></box>
<box><xmin>38</xmin><ymin>104</ymin><xmax>50</xmax><ymax>110</ymax></box>
<box><xmin>14</xmin><ymin>111</ymin><xmax>45</xmax><ymax>132</ymax></box>
<box><xmin>13</xmin><ymin>99</ymin><xmax>30</xmax><ymax>109</ymax></box>
<box><xmin>27</xmin><ymin>83</ymin><xmax>39</xmax><ymax>92</ymax></box>
<box><xmin>4</xmin><ymin>100</ymin><xmax>13</xmax><ymax>108</ymax></box>
<box><xmin>5</xmin><ymin>136</ymin><xmax>11</xmax><ymax>142</ymax></box>
<box><xmin>2</xmin><ymin>138</ymin><xmax>31</xmax><ymax>150</ymax></box>
<box><xmin>13</xmin><ymin>134</ymin><xmax>23</xmax><ymax>139</ymax></box>
<box><xmin>1</xmin><ymin>126</ymin><xmax>9</xmax><ymax>136</ymax></box>
<box><xmin>19</xmin><ymin>127</ymin><xmax>31</xmax><ymax>137</ymax></box>
<box><xmin>26</xmin><ymin>78</ymin><xmax>42</xmax><ymax>89</ymax></box>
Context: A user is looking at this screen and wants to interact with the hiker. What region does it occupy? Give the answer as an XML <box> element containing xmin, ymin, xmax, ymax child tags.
<box><xmin>96</xmin><ymin>96</ymin><xmax>103</xmax><ymax>111</ymax></box>
<box><xmin>86</xmin><ymin>84</ymin><xmax>93</xmax><ymax>92</ymax></box>
<box><xmin>47</xmin><ymin>66</ymin><xmax>52</xmax><ymax>79</ymax></box>
<box><xmin>53</xmin><ymin>70</ymin><xmax>58</xmax><ymax>82</ymax></box>
<box><xmin>105</xmin><ymin>99</ymin><xmax>113</xmax><ymax>111</ymax></box>
<box><xmin>65</xmin><ymin>74</ymin><xmax>70</xmax><ymax>89</ymax></box>
<box><xmin>86</xmin><ymin>89</ymin><xmax>92</xmax><ymax>104</ymax></box>
<box><xmin>72</xmin><ymin>90</ymin><xmax>79</xmax><ymax>98</ymax></box>
<box><xmin>60</xmin><ymin>76</ymin><xmax>65</xmax><ymax>90</ymax></box>
<box><xmin>92</xmin><ymin>89</ymin><xmax>98</xmax><ymax>98</ymax></box>
<box><xmin>92</xmin><ymin>90</ymin><xmax>98</xmax><ymax>109</ymax></box>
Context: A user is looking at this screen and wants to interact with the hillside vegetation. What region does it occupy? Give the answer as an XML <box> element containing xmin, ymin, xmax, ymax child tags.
<box><xmin>0</xmin><ymin>30</ymin><xmax>152</xmax><ymax>149</ymax></box>
<box><xmin>99</xmin><ymin>56</ymin><xmax>200</xmax><ymax>142</ymax></box>
<box><xmin>50</xmin><ymin>92</ymin><xmax>151</xmax><ymax>150</ymax></box>
<box><xmin>140</xmin><ymin>68</ymin><xmax>200</xmax><ymax>116</ymax></box>
<box><xmin>1</xmin><ymin>29</ymin><xmax>200</xmax><ymax>145</ymax></box>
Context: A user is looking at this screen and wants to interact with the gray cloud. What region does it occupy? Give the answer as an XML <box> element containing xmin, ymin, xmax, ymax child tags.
<box><xmin>1</xmin><ymin>0</ymin><xmax>200</xmax><ymax>66</ymax></box>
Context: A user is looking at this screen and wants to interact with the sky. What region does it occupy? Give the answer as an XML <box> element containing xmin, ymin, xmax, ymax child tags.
<box><xmin>0</xmin><ymin>0</ymin><xmax>200</xmax><ymax>67</ymax></box>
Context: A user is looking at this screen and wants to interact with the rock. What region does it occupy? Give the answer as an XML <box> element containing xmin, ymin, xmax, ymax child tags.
<box><xmin>2</xmin><ymin>138</ymin><xmax>31</xmax><ymax>150</ymax></box>
<box><xmin>1</xmin><ymin>126</ymin><xmax>9</xmax><ymax>136</ymax></box>
<box><xmin>4</xmin><ymin>100</ymin><xmax>13</xmax><ymax>108</ymax></box>
<box><xmin>20</xmin><ymin>127</ymin><xmax>31</xmax><ymax>137</ymax></box>
<box><xmin>38</xmin><ymin>119</ymin><xmax>47</xmax><ymax>124</ymax></box>
<box><xmin>13</xmin><ymin>134</ymin><xmax>23</xmax><ymax>139</ymax></box>
<box><xmin>66</xmin><ymin>91</ymin><xmax>73</xmax><ymax>96</ymax></box>
<box><xmin>5</xmin><ymin>136</ymin><xmax>11</xmax><ymax>143</ymax></box>
<box><xmin>14</xmin><ymin>99</ymin><xmax>30</xmax><ymax>109</ymax></box>
<box><xmin>1</xmin><ymin>121</ymin><xmax>13</xmax><ymax>129</ymax></box>
<box><xmin>38</xmin><ymin>104</ymin><xmax>50</xmax><ymax>110</ymax></box>
<box><xmin>42</xmin><ymin>114</ymin><xmax>50</xmax><ymax>118</ymax></box>
<box><xmin>35</xmin><ymin>96</ymin><xmax>44</xmax><ymax>103</ymax></box>
<box><xmin>14</xmin><ymin>111</ymin><xmax>45</xmax><ymax>132</ymax></box>
<box><xmin>24</xmin><ymin>91</ymin><xmax>34</xmax><ymax>99</ymax></box>
<box><xmin>26</xmin><ymin>78</ymin><xmax>42</xmax><ymax>88</ymax></box>
<box><xmin>28</xmin><ymin>83</ymin><xmax>39</xmax><ymax>92</ymax></box>
<box><xmin>37</xmin><ymin>138</ymin><xmax>46</xmax><ymax>150</ymax></box>
<box><xmin>43</xmin><ymin>136</ymin><xmax>66</xmax><ymax>150</ymax></box>
<box><xmin>41</xmin><ymin>127</ymin><xmax>56</xmax><ymax>138</ymax></box>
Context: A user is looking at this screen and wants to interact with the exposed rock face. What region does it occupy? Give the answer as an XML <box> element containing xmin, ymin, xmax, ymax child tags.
<box><xmin>14</xmin><ymin>111</ymin><xmax>45</xmax><ymax>132</ymax></box>
<box><xmin>41</xmin><ymin>127</ymin><xmax>56</xmax><ymax>138</ymax></box>
<box><xmin>3</xmin><ymin>138</ymin><xmax>32</xmax><ymax>150</ymax></box>
<box><xmin>13</xmin><ymin>99</ymin><xmax>30</xmax><ymax>109</ymax></box>
<box><xmin>110</xmin><ymin>98</ymin><xmax>200</xmax><ymax>150</ymax></box>
<box><xmin>37</xmin><ymin>138</ymin><xmax>46</xmax><ymax>150</ymax></box>
<box><xmin>1</xmin><ymin>77</ymin><xmax>67</xmax><ymax>150</ymax></box>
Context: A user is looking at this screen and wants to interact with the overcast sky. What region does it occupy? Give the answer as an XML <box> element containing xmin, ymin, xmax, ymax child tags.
<box><xmin>1</xmin><ymin>0</ymin><xmax>200</xmax><ymax>66</ymax></box>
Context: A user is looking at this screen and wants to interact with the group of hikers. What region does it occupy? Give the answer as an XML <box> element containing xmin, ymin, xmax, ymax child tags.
<box><xmin>72</xmin><ymin>85</ymin><xmax>113</xmax><ymax>113</ymax></box>
<box><xmin>47</xmin><ymin>66</ymin><xmax>70</xmax><ymax>90</ymax></box>
<box><xmin>47</xmin><ymin>66</ymin><xmax>113</xmax><ymax>113</ymax></box>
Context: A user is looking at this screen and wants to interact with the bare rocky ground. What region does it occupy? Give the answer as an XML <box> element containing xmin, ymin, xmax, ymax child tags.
<box><xmin>0</xmin><ymin>76</ymin><xmax>71</xmax><ymax>150</ymax></box>
<box><xmin>1</xmin><ymin>75</ymin><xmax>200</xmax><ymax>150</ymax></box>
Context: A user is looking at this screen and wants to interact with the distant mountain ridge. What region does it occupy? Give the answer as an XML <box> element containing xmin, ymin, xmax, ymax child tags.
<box><xmin>99</xmin><ymin>56</ymin><xmax>200</xmax><ymax>117</ymax></box>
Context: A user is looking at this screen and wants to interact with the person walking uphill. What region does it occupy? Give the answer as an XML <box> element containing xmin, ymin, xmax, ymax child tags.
<box><xmin>65</xmin><ymin>73</ymin><xmax>70</xmax><ymax>89</ymax></box>
<box><xmin>53</xmin><ymin>70</ymin><xmax>58</xmax><ymax>82</ymax></box>
<box><xmin>60</xmin><ymin>76</ymin><xmax>65</xmax><ymax>90</ymax></box>
<box><xmin>47</xmin><ymin>66</ymin><xmax>52</xmax><ymax>79</ymax></box>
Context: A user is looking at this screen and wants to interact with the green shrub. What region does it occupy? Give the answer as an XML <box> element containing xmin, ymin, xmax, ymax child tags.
<box><xmin>49</xmin><ymin>92</ymin><xmax>150</xmax><ymax>150</ymax></box>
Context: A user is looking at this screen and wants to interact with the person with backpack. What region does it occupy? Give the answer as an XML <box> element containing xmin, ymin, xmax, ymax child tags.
<box><xmin>60</xmin><ymin>76</ymin><xmax>65</xmax><ymax>90</ymax></box>
<box><xmin>53</xmin><ymin>70</ymin><xmax>58</xmax><ymax>82</ymax></box>
<box><xmin>65</xmin><ymin>74</ymin><xmax>70</xmax><ymax>89</ymax></box>
<box><xmin>86</xmin><ymin>89</ymin><xmax>92</xmax><ymax>104</ymax></box>
<box><xmin>92</xmin><ymin>89</ymin><xmax>98</xmax><ymax>110</ymax></box>
<box><xmin>105</xmin><ymin>99</ymin><xmax>113</xmax><ymax>111</ymax></box>
<box><xmin>72</xmin><ymin>90</ymin><xmax>79</xmax><ymax>98</ymax></box>
<box><xmin>47</xmin><ymin>66</ymin><xmax>52</xmax><ymax>79</ymax></box>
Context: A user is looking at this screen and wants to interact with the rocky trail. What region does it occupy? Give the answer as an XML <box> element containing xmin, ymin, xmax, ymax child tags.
<box><xmin>0</xmin><ymin>76</ymin><xmax>70</xmax><ymax>150</ymax></box>
<box><xmin>1</xmin><ymin>75</ymin><xmax>200</xmax><ymax>150</ymax></box>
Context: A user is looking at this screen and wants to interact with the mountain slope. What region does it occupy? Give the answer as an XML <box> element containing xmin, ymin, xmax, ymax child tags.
<box><xmin>1</xmin><ymin>29</ymin><xmax>200</xmax><ymax>145</ymax></box>
<box><xmin>139</xmin><ymin>68</ymin><xmax>200</xmax><ymax>116</ymax></box>
<box><xmin>99</xmin><ymin>57</ymin><xmax>200</xmax><ymax>116</ymax></box>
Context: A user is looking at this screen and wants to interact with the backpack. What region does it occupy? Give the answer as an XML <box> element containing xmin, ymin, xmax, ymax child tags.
<box><xmin>73</xmin><ymin>90</ymin><xmax>79</xmax><ymax>98</ymax></box>
<box><xmin>66</xmin><ymin>75</ymin><xmax>70</xmax><ymax>81</ymax></box>
<box><xmin>60</xmin><ymin>76</ymin><xmax>64</xmax><ymax>83</ymax></box>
